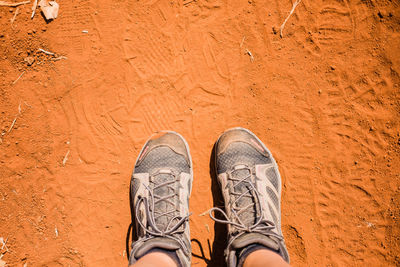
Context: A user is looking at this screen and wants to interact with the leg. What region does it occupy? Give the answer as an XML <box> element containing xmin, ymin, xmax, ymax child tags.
<box><xmin>243</xmin><ymin>249</ymin><xmax>291</xmax><ymax>267</ymax></box>
<box><xmin>129</xmin><ymin>252</ymin><xmax>177</xmax><ymax>267</ymax></box>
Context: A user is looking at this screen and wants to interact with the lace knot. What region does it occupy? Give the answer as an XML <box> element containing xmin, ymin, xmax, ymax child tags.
<box><xmin>134</xmin><ymin>170</ymin><xmax>191</xmax><ymax>252</ymax></box>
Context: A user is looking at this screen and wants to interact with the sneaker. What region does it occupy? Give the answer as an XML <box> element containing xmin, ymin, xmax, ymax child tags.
<box><xmin>129</xmin><ymin>131</ymin><xmax>193</xmax><ymax>267</ymax></box>
<box><xmin>210</xmin><ymin>127</ymin><xmax>289</xmax><ymax>266</ymax></box>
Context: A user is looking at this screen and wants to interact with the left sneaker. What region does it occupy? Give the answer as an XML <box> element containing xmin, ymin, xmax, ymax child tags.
<box><xmin>129</xmin><ymin>131</ymin><xmax>193</xmax><ymax>267</ymax></box>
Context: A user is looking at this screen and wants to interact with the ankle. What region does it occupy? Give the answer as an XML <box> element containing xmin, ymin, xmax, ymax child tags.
<box><xmin>131</xmin><ymin>250</ymin><xmax>179</xmax><ymax>267</ymax></box>
<box><xmin>242</xmin><ymin>248</ymin><xmax>290</xmax><ymax>267</ymax></box>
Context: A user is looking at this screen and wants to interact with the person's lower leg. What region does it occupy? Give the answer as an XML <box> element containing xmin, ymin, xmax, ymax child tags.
<box><xmin>243</xmin><ymin>249</ymin><xmax>291</xmax><ymax>267</ymax></box>
<box><xmin>129</xmin><ymin>252</ymin><xmax>178</xmax><ymax>267</ymax></box>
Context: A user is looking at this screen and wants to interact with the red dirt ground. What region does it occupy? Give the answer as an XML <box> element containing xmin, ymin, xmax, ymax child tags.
<box><xmin>1</xmin><ymin>0</ymin><xmax>400</xmax><ymax>266</ymax></box>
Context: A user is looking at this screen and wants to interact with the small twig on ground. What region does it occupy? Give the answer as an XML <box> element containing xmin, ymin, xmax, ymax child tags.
<box><xmin>240</xmin><ymin>36</ymin><xmax>246</xmax><ymax>48</ymax></box>
<box><xmin>38</xmin><ymin>48</ymin><xmax>55</xmax><ymax>55</ymax></box>
<box><xmin>63</xmin><ymin>150</ymin><xmax>70</xmax><ymax>166</ymax></box>
<box><xmin>279</xmin><ymin>0</ymin><xmax>302</xmax><ymax>38</ymax></box>
<box><xmin>31</xmin><ymin>0</ymin><xmax>37</xmax><ymax>18</ymax></box>
<box><xmin>199</xmin><ymin>208</ymin><xmax>211</xmax><ymax>217</ymax></box>
<box><xmin>0</xmin><ymin>0</ymin><xmax>29</xmax><ymax>7</ymax></box>
<box><xmin>246</xmin><ymin>49</ymin><xmax>254</xmax><ymax>62</ymax></box>
<box><xmin>38</xmin><ymin>48</ymin><xmax>68</xmax><ymax>61</ymax></box>
<box><xmin>12</xmin><ymin>71</ymin><xmax>24</xmax><ymax>85</ymax></box>
<box><xmin>8</xmin><ymin>117</ymin><xmax>17</xmax><ymax>133</ymax></box>
<box><xmin>7</xmin><ymin>102</ymin><xmax>22</xmax><ymax>133</ymax></box>
<box><xmin>0</xmin><ymin>237</ymin><xmax>8</xmax><ymax>252</ymax></box>
<box><xmin>10</xmin><ymin>6</ymin><xmax>19</xmax><ymax>25</ymax></box>
<box><xmin>24</xmin><ymin>101</ymin><xmax>32</xmax><ymax>108</ymax></box>
<box><xmin>51</xmin><ymin>56</ymin><xmax>68</xmax><ymax>61</ymax></box>
<box><xmin>3</xmin><ymin>238</ymin><xmax>7</xmax><ymax>252</ymax></box>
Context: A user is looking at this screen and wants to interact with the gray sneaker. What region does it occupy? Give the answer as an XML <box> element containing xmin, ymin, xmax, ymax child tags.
<box><xmin>210</xmin><ymin>127</ymin><xmax>289</xmax><ymax>266</ymax></box>
<box><xmin>129</xmin><ymin>131</ymin><xmax>193</xmax><ymax>267</ymax></box>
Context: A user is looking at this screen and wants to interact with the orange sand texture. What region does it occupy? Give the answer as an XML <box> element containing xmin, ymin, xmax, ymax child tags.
<box><xmin>1</xmin><ymin>0</ymin><xmax>400</xmax><ymax>266</ymax></box>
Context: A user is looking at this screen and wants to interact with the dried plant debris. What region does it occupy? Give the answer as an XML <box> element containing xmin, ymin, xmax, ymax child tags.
<box><xmin>38</xmin><ymin>48</ymin><xmax>55</xmax><ymax>55</ymax></box>
<box><xmin>246</xmin><ymin>49</ymin><xmax>254</xmax><ymax>62</ymax></box>
<box><xmin>12</xmin><ymin>71</ymin><xmax>25</xmax><ymax>85</ymax></box>
<box><xmin>280</xmin><ymin>0</ymin><xmax>302</xmax><ymax>38</ymax></box>
<box><xmin>10</xmin><ymin>6</ymin><xmax>19</xmax><ymax>25</ymax></box>
<box><xmin>62</xmin><ymin>150</ymin><xmax>70</xmax><ymax>166</ymax></box>
<box><xmin>31</xmin><ymin>0</ymin><xmax>38</xmax><ymax>18</ymax></box>
<box><xmin>0</xmin><ymin>0</ymin><xmax>29</xmax><ymax>7</ymax></box>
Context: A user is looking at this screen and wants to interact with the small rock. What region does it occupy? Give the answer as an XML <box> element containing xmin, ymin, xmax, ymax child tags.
<box><xmin>24</xmin><ymin>56</ymin><xmax>35</xmax><ymax>66</ymax></box>
<box><xmin>39</xmin><ymin>0</ymin><xmax>59</xmax><ymax>20</ymax></box>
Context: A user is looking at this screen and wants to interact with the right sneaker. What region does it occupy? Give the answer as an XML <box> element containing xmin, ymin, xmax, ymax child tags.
<box><xmin>210</xmin><ymin>127</ymin><xmax>290</xmax><ymax>267</ymax></box>
<box><xmin>129</xmin><ymin>131</ymin><xmax>193</xmax><ymax>267</ymax></box>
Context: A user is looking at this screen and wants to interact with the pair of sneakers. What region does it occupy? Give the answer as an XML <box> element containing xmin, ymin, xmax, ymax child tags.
<box><xmin>129</xmin><ymin>127</ymin><xmax>289</xmax><ymax>267</ymax></box>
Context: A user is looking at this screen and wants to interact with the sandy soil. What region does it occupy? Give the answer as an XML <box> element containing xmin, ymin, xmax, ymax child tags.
<box><xmin>0</xmin><ymin>0</ymin><xmax>400</xmax><ymax>266</ymax></box>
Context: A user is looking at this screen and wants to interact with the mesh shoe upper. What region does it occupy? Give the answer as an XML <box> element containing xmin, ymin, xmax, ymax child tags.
<box><xmin>211</xmin><ymin>127</ymin><xmax>289</xmax><ymax>266</ymax></box>
<box><xmin>129</xmin><ymin>132</ymin><xmax>192</xmax><ymax>267</ymax></box>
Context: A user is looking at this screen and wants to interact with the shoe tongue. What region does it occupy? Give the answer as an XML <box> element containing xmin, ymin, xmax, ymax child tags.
<box><xmin>231</xmin><ymin>233</ymin><xmax>280</xmax><ymax>251</ymax></box>
<box><xmin>135</xmin><ymin>237</ymin><xmax>181</xmax><ymax>258</ymax></box>
<box><xmin>151</xmin><ymin>172</ymin><xmax>177</xmax><ymax>230</ymax></box>
<box><xmin>232</xmin><ymin>168</ymin><xmax>257</xmax><ymax>225</ymax></box>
